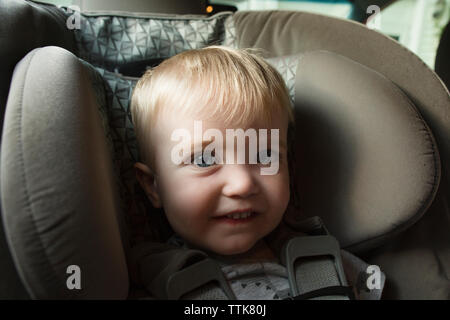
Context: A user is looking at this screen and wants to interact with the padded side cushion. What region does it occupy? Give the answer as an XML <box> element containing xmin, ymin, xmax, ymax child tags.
<box><xmin>1</xmin><ymin>46</ymin><xmax>128</xmax><ymax>299</ymax></box>
<box><xmin>286</xmin><ymin>51</ymin><xmax>441</xmax><ymax>252</ymax></box>
<box><xmin>0</xmin><ymin>0</ymin><xmax>75</xmax><ymax>138</ymax></box>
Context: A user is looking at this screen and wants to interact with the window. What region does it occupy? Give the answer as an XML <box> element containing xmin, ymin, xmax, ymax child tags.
<box><xmin>374</xmin><ymin>0</ymin><xmax>450</xmax><ymax>68</ymax></box>
<box><xmin>209</xmin><ymin>0</ymin><xmax>353</xmax><ymax>19</ymax></box>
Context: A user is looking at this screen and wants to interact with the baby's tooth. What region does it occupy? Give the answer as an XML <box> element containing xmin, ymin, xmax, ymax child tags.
<box><xmin>225</xmin><ymin>212</ymin><xmax>253</xmax><ymax>219</ymax></box>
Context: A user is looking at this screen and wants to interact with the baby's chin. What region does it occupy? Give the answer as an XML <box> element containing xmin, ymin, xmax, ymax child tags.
<box><xmin>206</xmin><ymin>238</ymin><xmax>259</xmax><ymax>256</ymax></box>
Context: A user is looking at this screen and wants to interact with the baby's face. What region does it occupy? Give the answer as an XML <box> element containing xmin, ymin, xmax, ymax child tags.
<box><xmin>140</xmin><ymin>109</ymin><xmax>290</xmax><ymax>255</ymax></box>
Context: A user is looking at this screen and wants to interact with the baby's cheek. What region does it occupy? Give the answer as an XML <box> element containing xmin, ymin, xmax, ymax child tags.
<box><xmin>268</xmin><ymin>174</ymin><xmax>290</xmax><ymax>210</ymax></box>
<box><xmin>166</xmin><ymin>178</ymin><xmax>214</xmax><ymax>218</ymax></box>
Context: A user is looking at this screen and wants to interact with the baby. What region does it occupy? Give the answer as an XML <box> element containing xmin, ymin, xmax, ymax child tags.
<box><xmin>130</xmin><ymin>46</ymin><xmax>383</xmax><ymax>300</ymax></box>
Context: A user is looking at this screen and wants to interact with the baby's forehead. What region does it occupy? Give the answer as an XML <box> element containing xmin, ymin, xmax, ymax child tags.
<box><xmin>150</xmin><ymin>111</ymin><xmax>289</xmax><ymax>159</ymax></box>
<box><xmin>157</xmin><ymin>106</ymin><xmax>288</xmax><ymax>132</ymax></box>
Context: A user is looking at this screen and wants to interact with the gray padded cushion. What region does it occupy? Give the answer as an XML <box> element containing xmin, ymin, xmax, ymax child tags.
<box><xmin>284</xmin><ymin>51</ymin><xmax>441</xmax><ymax>252</ymax></box>
<box><xmin>0</xmin><ymin>0</ymin><xmax>75</xmax><ymax>132</ymax></box>
<box><xmin>0</xmin><ymin>0</ymin><xmax>75</xmax><ymax>300</ymax></box>
<box><xmin>1</xmin><ymin>46</ymin><xmax>128</xmax><ymax>299</ymax></box>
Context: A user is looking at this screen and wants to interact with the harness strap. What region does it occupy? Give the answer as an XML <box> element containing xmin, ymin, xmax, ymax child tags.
<box><xmin>282</xmin><ymin>234</ymin><xmax>351</xmax><ymax>300</ymax></box>
<box><xmin>130</xmin><ymin>241</ymin><xmax>235</xmax><ymax>299</ymax></box>
<box><xmin>167</xmin><ymin>258</ymin><xmax>236</xmax><ymax>300</ymax></box>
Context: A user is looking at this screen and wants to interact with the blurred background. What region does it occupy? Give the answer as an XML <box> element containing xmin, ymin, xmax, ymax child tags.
<box><xmin>36</xmin><ymin>0</ymin><xmax>450</xmax><ymax>70</ymax></box>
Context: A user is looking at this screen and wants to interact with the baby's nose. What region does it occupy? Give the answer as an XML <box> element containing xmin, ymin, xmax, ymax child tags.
<box><xmin>221</xmin><ymin>165</ymin><xmax>260</xmax><ymax>198</ymax></box>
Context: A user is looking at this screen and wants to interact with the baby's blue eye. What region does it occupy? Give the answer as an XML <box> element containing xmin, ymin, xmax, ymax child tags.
<box><xmin>192</xmin><ymin>153</ymin><xmax>216</xmax><ymax>168</ymax></box>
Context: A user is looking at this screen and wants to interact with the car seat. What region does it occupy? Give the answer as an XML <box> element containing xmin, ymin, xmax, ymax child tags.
<box><xmin>0</xmin><ymin>0</ymin><xmax>449</xmax><ymax>299</ymax></box>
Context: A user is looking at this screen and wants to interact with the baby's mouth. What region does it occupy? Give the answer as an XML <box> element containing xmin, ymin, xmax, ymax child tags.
<box><xmin>214</xmin><ymin>210</ymin><xmax>258</xmax><ymax>223</ymax></box>
<box><xmin>224</xmin><ymin>211</ymin><xmax>254</xmax><ymax>220</ymax></box>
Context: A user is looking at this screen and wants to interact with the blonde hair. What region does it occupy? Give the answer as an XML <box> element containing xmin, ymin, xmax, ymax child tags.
<box><xmin>131</xmin><ymin>46</ymin><xmax>293</xmax><ymax>165</ymax></box>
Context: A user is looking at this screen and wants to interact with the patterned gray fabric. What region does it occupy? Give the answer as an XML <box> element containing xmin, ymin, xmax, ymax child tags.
<box><xmin>267</xmin><ymin>55</ymin><xmax>300</xmax><ymax>104</ymax></box>
<box><xmin>223</xmin><ymin>15</ymin><xmax>237</xmax><ymax>48</ymax></box>
<box><xmin>222</xmin><ymin>262</ymin><xmax>292</xmax><ymax>300</ymax></box>
<box><xmin>61</xmin><ymin>8</ymin><xmax>236</xmax><ymax>71</ymax></box>
<box><xmin>81</xmin><ymin>61</ymin><xmax>171</xmax><ymax>246</ymax></box>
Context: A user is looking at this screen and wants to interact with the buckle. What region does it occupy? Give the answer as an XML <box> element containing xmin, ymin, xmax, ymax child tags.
<box><xmin>166</xmin><ymin>258</ymin><xmax>236</xmax><ymax>300</ymax></box>
<box><xmin>282</xmin><ymin>235</ymin><xmax>350</xmax><ymax>299</ymax></box>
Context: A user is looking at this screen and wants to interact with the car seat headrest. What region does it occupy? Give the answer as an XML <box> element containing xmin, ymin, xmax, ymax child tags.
<box><xmin>66</xmin><ymin>9</ymin><xmax>236</xmax><ymax>74</ymax></box>
<box><xmin>281</xmin><ymin>50</ymin><xmax>441</xmax><ymax>253</ymax></box>
<box><xmin>1</xmin><ymin>46</ymin><xmax>129</xmax><ymax>299</ymax></box>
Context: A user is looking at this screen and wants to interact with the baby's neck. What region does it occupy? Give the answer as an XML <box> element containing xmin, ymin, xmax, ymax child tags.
<box><xmin>210</xmin><ymin>239</ymin><xmax>278</xmax><ymax>264</ymax></box>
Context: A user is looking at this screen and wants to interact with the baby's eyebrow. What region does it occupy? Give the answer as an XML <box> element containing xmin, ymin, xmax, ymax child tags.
<box><xmin>188</xmin><ymin>138</ymin><xmax>288</xmax><ymax>151</ymax></box>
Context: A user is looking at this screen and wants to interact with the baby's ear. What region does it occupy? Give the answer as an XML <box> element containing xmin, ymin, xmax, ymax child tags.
<box><xmin>134</xmin><ymin>162</ymin><xmax>162</xmax><ymax>208</ymax></box>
